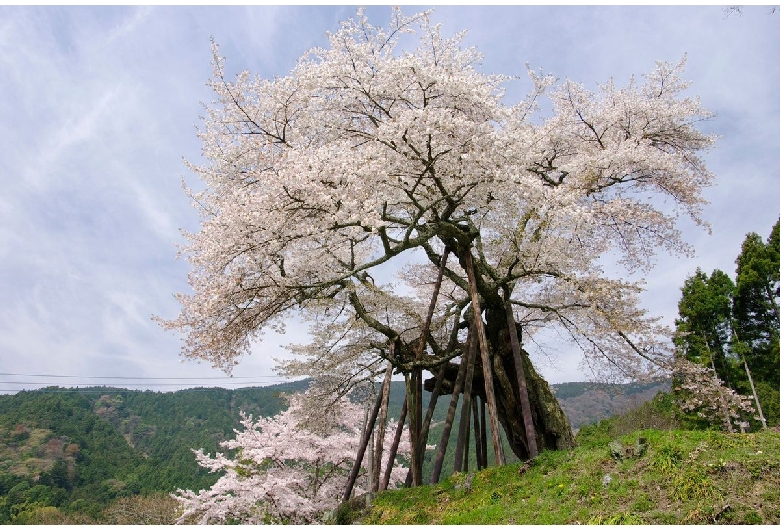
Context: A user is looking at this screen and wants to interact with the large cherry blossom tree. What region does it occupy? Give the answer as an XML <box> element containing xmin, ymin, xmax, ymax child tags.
<box><xmin>160</xmin><ymin>9</ymin><xmax>715</xmax><ymax>484</ymax></box>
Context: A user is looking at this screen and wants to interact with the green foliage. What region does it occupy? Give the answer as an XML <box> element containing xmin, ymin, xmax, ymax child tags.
<box><xmin>673</xmin><ymin>215</ymin><xmax>780</xmax><ymax>431</ymax></box>
<box><xmin>653</xmin><ymin>443</ymin><xmax>684</xmax><ymax>473</ymax></box>
<box><xmin>670</xmin><ymin>468</ymin><xmax>712</xmax><ymax>501</ymax></box>
<box><xmin>755</xmin><ymin>381</ymin><xmax>780</xmax><ymax>427</ymax></box>
<box><xmin>0</xmin><ymin>379</ymin><xmax>708</xmax><ymax>524</ymax></box>
<box><xmin>0</xmin><ymin>381</ymin><xmax>307</xmax><ymax>523</ymax></box>
<box><xmin>675</xmin><ymin>268</ymin><xmax>736</xmax><ymax>384</ymax></box>
<box><xmin>734</xmin><ymin>226</ymin><xmax>780</xmax><ymax>387</ymax></box>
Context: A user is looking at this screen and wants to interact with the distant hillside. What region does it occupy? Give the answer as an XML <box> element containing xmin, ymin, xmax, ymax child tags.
<box><xmin>0</xmin><ymin>380</ymin><xmax>307</xmax><ymax>523</ymax></box>
<box><xmin>553</xmin><ymin>380</ymin><xmax>671</xmax><ymax>430</ymax></box>
<box><xmin>0</xmin><ymin>377</ymin><xmax>665</xmax><ymax>523</ymax></box>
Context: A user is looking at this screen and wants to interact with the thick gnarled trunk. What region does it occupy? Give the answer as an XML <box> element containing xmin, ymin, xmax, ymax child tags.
<box><xmin>424</xmin><ymin>304</ymin><xmax>575</xmax><ymax>461</ymax></box>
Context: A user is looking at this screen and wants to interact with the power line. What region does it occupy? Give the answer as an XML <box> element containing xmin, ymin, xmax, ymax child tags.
<box><xmin>0</xmin><ymin>372</ymin><xmax>274</xmax><ymax>380</ymax></box>
<box><xmin>0</xmin><ymin>373</ymin><xmax>307</xmax><ymax>395</ymax></box>
<box><xmin>0</xmin><ymin>385</ymin><xmax>297</xmax><ymax>394</ymax></box>
<box><xmin>0</xmin><ymin>380</ymin><xmax>289</xmax><ymax>387</ymax></box>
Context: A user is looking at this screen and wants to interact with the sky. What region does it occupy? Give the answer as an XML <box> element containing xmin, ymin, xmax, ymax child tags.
<box><xmin>0</xmin><ymin>6</ymin><xmax>778</xmax><ymax>393</ymax></box>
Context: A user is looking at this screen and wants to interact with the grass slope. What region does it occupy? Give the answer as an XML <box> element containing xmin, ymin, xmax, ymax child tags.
<box><xmin>356</xmin><ymin>392</ymin><xmax>780</xmax><ymax>525</ymax></box>
<box><xmin>362</xmin><ymin>428</ymin><xmax>780</xmax><ymax>525</ymax></box>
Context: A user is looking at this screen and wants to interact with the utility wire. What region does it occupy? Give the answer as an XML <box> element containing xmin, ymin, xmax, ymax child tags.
<box><xmin>0</xmin><ymin>372</ymin><xmax>273</xmax><ymax>380</ymax></box>
<box><xmin>0</xmin><ymin>373</ymin><xmax>304</xmax><ymax>394</ymax></box>
<box><xmin>0</xmin><ymin>385</ymin><xmax>297</xmax><ymax>394</ymax></box>
<box><xmin>0</xmin><ymin>381</ymin><xmax>288</xmax><ymax>387</ymax></box>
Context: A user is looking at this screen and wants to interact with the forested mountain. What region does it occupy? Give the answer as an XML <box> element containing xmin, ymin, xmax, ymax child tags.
<box><xmin>0</xmin><ymin>381</ymin><xmax>307</xmax><ymax>523</ymax></box>
<box><xmin>0</xmin><ymin>378</ymin><xmax>665</xmax><ymax>523</ymax></box>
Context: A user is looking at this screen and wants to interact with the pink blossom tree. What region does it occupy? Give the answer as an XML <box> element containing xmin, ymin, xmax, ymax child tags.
<box><xmin>673</xmin><ymin>358</ymin><xmax>756</xmax><ymax>433</ymax></box>
<box><xmin>160</xmin><ymin>8</ymin><xmax>717</xmax><ymax>483</ymax></box>
<box><xmin>172</xmin><ymin>393</ymin><xmax>410</xmax><ymax>524</ymax></box>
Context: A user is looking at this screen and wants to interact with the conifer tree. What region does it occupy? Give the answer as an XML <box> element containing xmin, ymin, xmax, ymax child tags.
<box><xmin>733</xmin><ymin>217</ymin><xmax>780</xmax><ymax>386</ymax></box>
<box><xmin>674</xmin><ymin>268</ymin><xmax>737</xmax><ymax>384</ymax></box>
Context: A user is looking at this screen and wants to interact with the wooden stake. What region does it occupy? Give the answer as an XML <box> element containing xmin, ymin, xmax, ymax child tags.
<box><xmin>454</xmin><ymin>325</ymin><xmax>477</xmax><ymax>472</ymax></box>
<box><xmin>405</xmin><ymin>372</ymin><xmax>422</xmax><ymax>486</ymax></box>
<box><xmin>471</xmin><ymin>397</ymin><xmax>483</xmax><ymax>470</ymax></box>
<box><xmin>418</xmin><ymin>362</ymin><xmax>447</xmax><ymax>458</ymax></box>
<box><xmin>372</xmin><ymin>360</ymin><xmax>394</xmax><ymax>491</ymax></box>
<box><xmin>343</xmin><ymin>377</ymin><xmax>386</xmax><ymax>502</ymax></box>
<box><xmin>380</xmin><ymin>395</ymin><xmax>407</xmax><ymax>491</ymax></box>
<box><xmin>504</xmin><ymin>297</ymin><xmax>538</xmax><ymax>459</ymax></box>
<box><xmin>479</xmin><ymin>397</ymin><xmax>487</xmax><ymax>469</ymax></box>
<box><xmin>464</xmin><ymin>251</ymin><xmax>505</xmax><ymax>466</ymax></box>
<box><xmin>409</xmin><ymin>248</ymin><xmax>450</xmax><ymax>486</ymax></box>
<box><xmin>462</xmin><ymin>398</ymin><xmax>471</xmax><ymax>473</ymax></box>
<box><xmin>430</xmin><ymin>333</ymin><xmax>472</xmax><ymax>484</ymax></box>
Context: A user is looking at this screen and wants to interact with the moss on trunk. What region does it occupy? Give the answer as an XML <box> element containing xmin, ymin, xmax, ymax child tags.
<box><xmin>424</xmin><ymin>305</ymin><xmax>576</xmax><ymax>461</ymax></box>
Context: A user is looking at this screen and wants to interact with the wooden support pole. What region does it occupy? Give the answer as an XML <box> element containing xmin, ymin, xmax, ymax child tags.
<box><xmin>464</xmin><ymin>251</ymin><xmax>505</xmax><ymax>467</ymax></box>
<box><xmin>733</xmin><ymin>328</ymin><xmax>767</xmax><ymax>429</ymax></box>
<box><xmin>504</xmin><ymin>297</ymin><xmax>538</xmax><ymax>459</ymax></box>
<box><xmin>418</xmin><ymin>362</ymin><xmax>447</xmax><ymax>458</ymax></box>
<box><xmin>479</xmin><ymin>397</ymin><xmax>487</xmax><ymax>469</ymax></box>
<box><xmin>430</xmin><ymin>333</ymin><xmax>472</xmax><ymax>484</ymax></box>
<box><xmin>380</xmin><ymin>395</ymin><xmax>407</xmax><ymax>491</ymax></box>
<box><xmin>408</xmin><ymin>248</ymin><xmax>450</xmax><ymax>487</ymax></box>
<box><xmin>471</xmin><ymin>397</ymin><xmax>483</xmax><ymax>470</ymax></box>
<box><xmin>462</xmin><ymin>398</ymin><xmax>471</xmax><ymax>473</ymax></box>
<box><xmin>454</xmin><ymin>325</ymin><xmax>477</xmax><ymax>473</ymax></box>
<box><xmin>343</xmin><ymin>376</ymin><xmax>387</xmax><ymax>502</ymax></box>
<box><xmin>405</xmin><ymin>372</ymin><xmax>422</xmax><ymax>486</ymax></box>
<box><xmin>372</xmin><ymin>361</ymin><xmax>394</xmax><ymax>492</ymax></box>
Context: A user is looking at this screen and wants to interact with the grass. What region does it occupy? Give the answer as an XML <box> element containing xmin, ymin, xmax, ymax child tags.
<box><xmin>357</xmin><ymin>422</ymin><xmax>780</xmax><ymax>524</ymax></box>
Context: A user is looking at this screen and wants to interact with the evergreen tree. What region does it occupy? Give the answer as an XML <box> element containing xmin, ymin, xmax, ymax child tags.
<box><xmin>675</xmin><ymin>215</ymin><xmax>780</xmax><ymax>428</ymax></box>
<box><xmin>674</xmin><ymin>268</ymin><xmax>739</xmax><ymax>386</ymax></box>
<box><xmin>733</xmin><ymin>217</ymin><xmax>780</xmax><ymax>387</ymax></box>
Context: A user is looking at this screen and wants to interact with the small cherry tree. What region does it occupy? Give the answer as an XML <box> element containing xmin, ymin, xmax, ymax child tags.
<box><xmin>172</xmin><ymin>392</ymin><xmax>410</xmax><ymax>524</ymax></box>
<box><xmin>673</xmin><ymin>358</ymin><xmax>755</xmax><ymax>432</ymax></box>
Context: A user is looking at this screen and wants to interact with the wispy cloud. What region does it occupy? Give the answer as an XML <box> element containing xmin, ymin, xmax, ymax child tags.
<box><xmin>0</xmin><ymin>6</ymin><xmax>777</xmax><ymax>391</ymax></box>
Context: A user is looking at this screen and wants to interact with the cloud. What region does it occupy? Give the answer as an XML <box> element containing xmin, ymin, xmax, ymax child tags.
<box><xmin>0</xmin><ymin>6</ymin><xmax>777</xmax><ymax>393</ymax></box>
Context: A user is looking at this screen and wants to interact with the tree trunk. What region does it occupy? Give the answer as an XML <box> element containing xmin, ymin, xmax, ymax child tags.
<box><xmin>425</xmin><ymin>304</ymin><xmax>576</xmax><ymax>460</ymax></box>
<box><xmin>483</xmin><ymin>303</ymin><xmax>576</xmax><ymax>458</ymax></box>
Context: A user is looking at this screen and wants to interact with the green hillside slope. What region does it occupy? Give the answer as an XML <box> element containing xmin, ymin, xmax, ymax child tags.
<box><xmin>349</xmin><ymin>393</ymin><xmax>779</xmax><ymax>525</ymax></box>
<box><xmin>358</xmin><ymin>427</ymin><xmax>780</xmax><ymax>524</ymax></box>
<box><xmin>0</xmin><ymin>381</ymin><xmax>307</xmax><ymax>523</ymax></box>
<box><xmin>0</xmin><ymin>378</ymin><xmax>666</xmax><ymax>524</ymax></box>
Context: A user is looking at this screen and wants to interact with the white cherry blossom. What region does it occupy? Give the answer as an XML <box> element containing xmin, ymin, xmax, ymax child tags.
<box><xmin>173</xmin><ymin>392</ymin><xmax>410</xmax><ymax>524</ymax></box>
